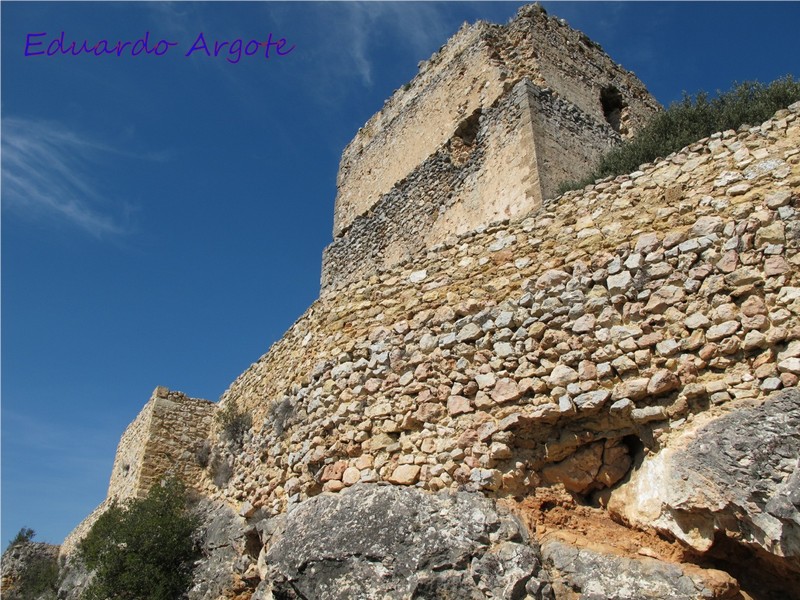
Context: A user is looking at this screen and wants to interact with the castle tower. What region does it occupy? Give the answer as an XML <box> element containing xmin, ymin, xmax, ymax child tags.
<box><xmin>106</xmin><ymin>387</ymin><xmax>215</xmax><ymax>501</ymax></box>
<box><xmin>321</xmin><ymin>4</ymin><xmax>660</xmax><ymax>290</ymax></box>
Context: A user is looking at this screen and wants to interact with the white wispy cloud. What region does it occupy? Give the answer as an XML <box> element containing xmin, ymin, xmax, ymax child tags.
<box><xmin>336</xmin><ymin>2</ymin><xmax>452</xmax><ymax>86</ymax></box>
<box><xmin>261</xmin><ymin>2</ymin><xmax>452</xmax><ymax>90</ymax></box>
<box><xmin>2</xmin><ymin>117</ymin><xmax>135</xmax><ymax>238</ymax></box>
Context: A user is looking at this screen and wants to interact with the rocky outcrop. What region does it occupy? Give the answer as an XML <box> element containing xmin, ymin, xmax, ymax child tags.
<box><xmin>609</xmin><ymin>387</ymin><xmax>800</xmax><ymax>588</ymax></box>
<box><xmin>1</xmin><ymin>541</ymin><xmax>59</xmax><ymax>600</ymax></box>
<box><xmin>188</xmin><ymin>498</ymin><xmax>257</xmax><ymax>600</ymax></box>
<box><xmin>255</xmin><ymin>484</ymin><xmax>552</xmax><ymax>599</ymax></box>
<box><xmin>542</xmin><ymin>538</ymin><xmax>738</xmax><ymax>600</ymax></box>
<box><xmin>55</xmin><ymin>556</ymin><xmax>92</xmax><ymax>600</ymax></box>
<box><xmin>183</xmin><ymin>484</ymin><xmax>753</xmax><ymax>599</ymax></box>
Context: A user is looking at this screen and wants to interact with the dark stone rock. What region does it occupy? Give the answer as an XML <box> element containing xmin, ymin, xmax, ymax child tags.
<box><xmin>260</xmin><ymin>484</ymin><xmax>551</xmax><ymax>600</ymax></box>
<box><xmin>610</xmin><ymin>388</ymin><xmax>800</xmax><ymax>592</ymax></box>
<box><xmin>542</xmin><ymin>539</ymin><xmax>732</xmax><ymax>600</ymax></box>
<box><xmin>670</xmin><ymin>388</ymin><xmax>800</xmax><ymax>561</ymax></box>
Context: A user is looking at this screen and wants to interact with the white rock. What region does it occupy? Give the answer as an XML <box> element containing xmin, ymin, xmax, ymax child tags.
<box><xmin>684</xmin><ymin>313</ymin><xmax>710</xmax><ymax>330</ymax></box>
<box><xmin>549</xmin><ymin>364</ymin><xmax>579</xmax><ymax>386</ymax></box>
<box><xmin>419</xmin><ymin>333</ymin><xmax>438</xmax><ymax>353</ymax></box>
<box><xmin>777</xmin><ymin>357</ymin><xmax>800</xmax><ymax>375</ymax></box>
<box><xmin>494</xmin><ymin>342</ymin><xmax>514</xmax><ymax>358</ymax></box>
<box><xmin>607</xmin><ymin>271</ymin><xmax>632</xmax><ymax>295</ymax></box>
<box><xmin>475</xmin><ymin>373</ymin><xmax>496</xmax><ymax>389</ymax></box>
<box><xmin>706</xmin><ymin>320</ymin><xmax>740</xmax><ymax>341</ymax></box>
<box><xmin>409</xmin><ymin>269</ymin><xmax>427</xmax><ymax>283</ymax></box>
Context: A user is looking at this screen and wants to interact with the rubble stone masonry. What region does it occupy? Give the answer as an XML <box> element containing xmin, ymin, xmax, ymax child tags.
<box><xmin>61</xmin><ymin>9</ymin><xmax>799</xmax><ymax>576</ymax></box>
<box><xmin>106</xmin><ymin>387</ymin><xmax>215</xmax><ymax>501</ymax></box>
<box><xmin>211</xmin><ymin>103</ymin><xmax>799</xmax><ymax>517</ymax></box>
<box><xmin>321</xmin><ymin>79</ymin><xmax>622</xmax><ymax>290</ymax></box>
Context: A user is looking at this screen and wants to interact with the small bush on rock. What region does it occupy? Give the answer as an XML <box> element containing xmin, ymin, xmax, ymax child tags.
<box><xmin>78</xmin><ymin>478</ymin><xmax>199</xmax><ymax>600</ymax></box>
<box><xmin>2</xmin><ymin>529</ymin><xmax>60</xmax><ymax>600</ymax></box>
<box><xmin>215</xmin><ymin>400</ymin><xmax>252</xmax><ymax>447</ymax></box>
<box><xmin>267</xmin><ymin>397</ymin><xmax>294</xmax><ymax>437</ymax></box>
<box><xmin>195</xmin><ymin>439</ymin><xmax>211</xmax><ymax>468</ymax></box>
<box><xmin>12</xmin><ymin>554</ymin><xmax>59</xmax><ymax>599</ymax></box>
<box><xmin>8</xmin><ymin>526</ymin><xmax>36</xmax><ymax>548</ymax></box>
<box><xmin>209</xmin><ymin>453</ymin><xmax>233</xmax><ymax>488</ymax></box>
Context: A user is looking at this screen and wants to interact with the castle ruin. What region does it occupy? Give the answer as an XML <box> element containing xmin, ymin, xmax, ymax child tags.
<box><xmin>55</xmin><ymin>4</ymin><xmax>800</xmax><ymax>598</ymax></box>
<box><xmin>321</xmin><ymin>4</ymin><xmax>660</xmax><ymax>290</ymax></box>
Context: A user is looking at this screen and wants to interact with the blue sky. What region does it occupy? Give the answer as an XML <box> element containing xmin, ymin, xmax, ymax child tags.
<box><xmin>2</xmin><ymin>1</ymin><xmax>799</xmax><ymax>547</ymax></box>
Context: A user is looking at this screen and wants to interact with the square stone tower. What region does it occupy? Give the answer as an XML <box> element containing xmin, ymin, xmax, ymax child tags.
<box><xmin>322</xmin><ymin>4</ymin><xmax>660</xmax><ymax>290</ymax></box>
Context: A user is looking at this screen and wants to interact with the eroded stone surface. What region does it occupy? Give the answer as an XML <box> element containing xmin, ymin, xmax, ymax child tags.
<box><xmin>542</xmin><ymin>538</ymin><xmax>738</xmax><ymax>600</ymax></box>
<box><xmin>258</xmin><ymin>485</ymin><xmax>552</xmax><ymax>600</ymax></box>
<box><xmin>609</xmin><ymin>388</ymin><xmax>800</xmax><ymax>565</ymax></box>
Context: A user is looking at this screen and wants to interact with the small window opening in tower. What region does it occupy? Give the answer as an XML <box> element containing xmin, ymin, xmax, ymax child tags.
<box><xmin>600</xmin><ymin>86</ymin><xmax>626</xmax><ymax>133</ymax></box>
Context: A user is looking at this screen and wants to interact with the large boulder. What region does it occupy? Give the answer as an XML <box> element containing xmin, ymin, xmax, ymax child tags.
<box><xmin>609</xmin><ymin>388</ymin><xmax>800</xmax><ymax>572</ymax></box>
<box><xmin>255</xmin><ymin>484</ymin><xmax>552</xmax><ymax>599</ymax></box>
<box><xmin>542</xmin><ymin>538</ymin><xmax>739</xmax><ymax>600</ymax></box>
<box><xmin>55</xmin><ymin>555</ymin><xmax>93</xmax><ymax>600</ymax></box>
<box><xmin>188</xmin><ymin>497</ymin><xmax>260</xmax><ymax>600</ymax></box>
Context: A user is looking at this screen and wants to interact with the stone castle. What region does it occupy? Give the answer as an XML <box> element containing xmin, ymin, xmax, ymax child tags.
<box><xmin>322</xmin><ymin>5</ymin><xmax>659</xmax><ymax>289</ymax></box>
<box><xmin>53</xmin><ymin>4</ymin><xmax>799</xmax><ymax>599</ymax></box>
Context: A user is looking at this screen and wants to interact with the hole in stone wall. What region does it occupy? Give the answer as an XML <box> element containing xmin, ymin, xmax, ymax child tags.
<box><xmin>244</xmin><ymin>528</ymin><xmax>262</xmax><ymax>559</ymax></box>
<box><xmin>539</xmin><ymin>500</ymin><xmax>557</xmax><ymax>512</ymax></box>
<box><xmin>600</xmin><ymin>86</ymin><xmax>626</xmax><ymax>134</ymax></box>
<box><xmin>449</xmin><ymin>109</ymin><xmax>483</xmax><ymax>167</ymax></box>
<box><xmin>453</xmin><ymin>108</ymin><xmax>482</xmax><ymax>146</ymax></box>
<box><xmin>591</xmin><ymin>435</ymin><xmax>645</xmax><ymax>508</ymax></box>
<box><xmin>621</xmin><ymin>434</ymin><xmax>645</xmax><ymax>469</ymax></box>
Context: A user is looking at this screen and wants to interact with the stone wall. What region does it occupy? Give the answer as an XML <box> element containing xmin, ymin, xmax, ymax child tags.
<box><xmin>332</xmin><ymin>3</ymin><xmax>659</xmax><ymax>239</ymax></box>
<box><xmin>61</xmin><ymin>387</ymin><xmax>215</xmax><ymax>557</ymax></box>
<box><xmin>60</xmin><ymin>499</ymin><xmax>111</xmax><ymax>558</ymax></box>
<box><xmin>105</xmin><ymin>393</ymin><xmax>154</xmax><ymax>500</ymax></box>
<box><xmin>107</xmin><ymin>387</ymin><xmax>215</xmax><ymax>501</ymax></box>
<box><xmin>332</xmin><ymin>21</ymin><xmax>502</xmax><ymax>238</ymax></box>
<box><xmin>212</xmin><ymin>103</ymin><xmax>799</xmax><ymax>519</ymax></box>
<box><xmin>527</xmin><ymin>85</ymin><xmax>621</xmax><ymax>201</ymax></box>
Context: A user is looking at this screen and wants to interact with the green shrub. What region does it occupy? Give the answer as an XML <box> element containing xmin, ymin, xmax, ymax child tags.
<box><xmin>78</xmin><ymin>478</ymin><xmax>199</xmax><ymax>600</ymax></box>
<box><xmin>209</xmin><ymin>452</ymin><xmax>233</xmax><ymax>488</ymax></box>
<box><xmin>8</xmin><ymin>526</ymin><xmax>36</xmax><ymax>548</ymax></box>
<box><xmin>215</xmin><ymin>400</ymin><xmax>252</xmax><ymax>446</ymax></box>
<box><xmin>267</xmin><ymin>397</ymin><xmax>294</xmax><ymax>437</ymax></box>
<box><xmin>558</xmin><ymin>76</ymin><xmax>800</xmax><ymax>193</ymax></box>
<box><xmin>3</xmin><ymin>528</ymin><xmax>59</xmax><ymax>600</ymax></box>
